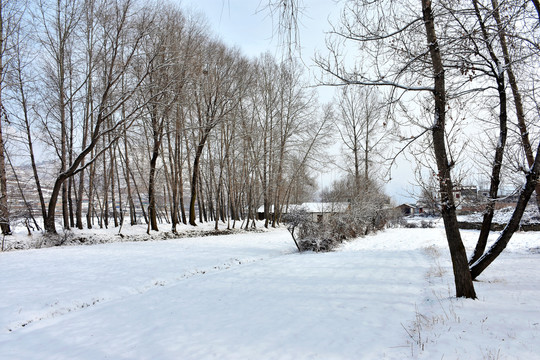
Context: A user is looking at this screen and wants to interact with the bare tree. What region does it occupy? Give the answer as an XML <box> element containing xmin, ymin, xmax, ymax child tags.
<box><xmin>249</xmin><ymin>54</ymin><xmax>320</xmax><ymax>227</ymax></box>
<box><xmin>467</xmin><ymin>0</ymin><xmax>540</xmax><ymax>278</ymax></box>
<box><xmin>140</xmin><ymin>8</ymin><xmax>179</xmax><ymax>233</ymax></box>
<box><xmin>10</xmin><ymin>18</ymin><xmax>49</xmax><ymax>227</ymax></box>
<box><xmin>0</xmin><ymin>0</ymin><xmax>25</xmax><ymax>235</ymax></box>
<box><xmin>307</xmin><ymin>0</ymin><xmax>477</xmax><ymax>298</ymax></box>
<box><xmin>461</xmin><ymin>0</ymin><xmax>513</xmax><ymax>265</ymax></box>
<box><xmin>335</xmin><ymin>86</ymin><xmax>385</xmax><ymax>193</ymax></box>
<box><xmin>494</xmin><ymin>0</ymin><xmax>540</xmax><ymax>211</ymax></box>
<box><xmin>271</xmin><ymin>59</ymin><xmax>316</xmax><ymax>227</ymax></box>
<box><xmin>316</xmin><ymin>0</ymin><xmax>540</xmax><ymax>293</ymax></box>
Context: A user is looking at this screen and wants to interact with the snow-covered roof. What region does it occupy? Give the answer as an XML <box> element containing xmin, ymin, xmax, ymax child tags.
<box><xmin>294</xmin><ymin>202</ymin><xmax>349</xmax><ymax>213</ymax></box>
<box><xmin>256</xmin><ymin>205</ymin><xmax>275</xmax><ymax>213</ymax></box>
<box><xmin>397</xmin><ymin>203</ymin><xmax>417</xmax><ymax>209</ymax></box>
<box><xmin>257</xmin><ymin>202</ymin><xmax>350</xmax><ymax>214</ymax></box>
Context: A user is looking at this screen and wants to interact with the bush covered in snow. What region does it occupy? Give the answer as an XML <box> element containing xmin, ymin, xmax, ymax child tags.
<box><xmin>402</xmin><ymin>220</ymin><xmax>436</xmax><ymax>229</ymax></box>
<box><xmin>284</xmin><ymin>202</ymin><xmax>393</xmax><ymax>252</ymax></box>
<box><xmin>283</xmin><ymin>174</ymin><xmax>396</xmax><ymax>252</ymax></box>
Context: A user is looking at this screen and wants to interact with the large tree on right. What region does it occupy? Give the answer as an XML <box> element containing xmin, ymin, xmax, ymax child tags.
<box><xmin>271</xmin><ymin>0</ymin><xmax>540</xmax><ymax>298</ymax></box>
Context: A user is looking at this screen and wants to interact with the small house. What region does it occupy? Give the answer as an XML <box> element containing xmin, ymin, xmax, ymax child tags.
<box><xmin>397</xmin><ymin>203</ymin><xmax>423</xmax><ymax>216</ymax></box>
<box><xmin>290</xmin><ymin>202</ymin><xmax>350</xmax><ymax>222</ymax></box>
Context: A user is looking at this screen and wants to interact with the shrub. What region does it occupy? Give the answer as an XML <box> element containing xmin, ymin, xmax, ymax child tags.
<box><xmin>283</xmin><ymin>202</ymin><xmax>394</xmax><ymax>252</ymax></box>
<box><xmin>420</xmin><ymin>220</ymin><xmax>435</xmax><ymax>228</ymax></box>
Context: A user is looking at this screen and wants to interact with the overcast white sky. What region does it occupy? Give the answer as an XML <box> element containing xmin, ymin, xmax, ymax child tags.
<box><xmin>176</xmin><ymin>0</ymin><xmax>417</xmax><ymax>204</ymax></box>
<box><xmin>180</xmin><ymin>1</ymin><xmax>336</xmax><ymax>58</ymax></box>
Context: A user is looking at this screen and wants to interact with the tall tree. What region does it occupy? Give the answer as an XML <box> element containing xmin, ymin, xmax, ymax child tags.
<box><xmin>0</xmin><ymin>0</ymin><xmax>24</xmax><ymax>235</ymax></box>
<box><xmin>421</xmin><ymin>0</ymin><xmax>476</xmax><ymax>298</ymax></box>
<box><xmin>466</xmin><ymin>0</ymin><xmax>508</xmax><ymax>265</ymax></box>
<box><xmin>310</xmin><ymin>0</ymin><xmax>477</xmax><ymax>298</ymax></box>
<box><xmin>494</xmin><ymin>0</ymin><xmax>540</xmax><ymax>211</ymax></box>
<box><xmin>336</xmin><ymin>86</ymin><xmax>384</xmax><ymax>193</ymax></box>
<box><xmin>38</xmin><ymin>0</ymin><xmax>83</xmax><ymax>230</ymax></box>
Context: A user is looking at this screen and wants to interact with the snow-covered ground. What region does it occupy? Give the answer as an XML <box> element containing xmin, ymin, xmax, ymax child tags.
<box><xmin>1</xmin><ymin>224</ymin><xmax>539</xmax><ymax>359</ymax></box>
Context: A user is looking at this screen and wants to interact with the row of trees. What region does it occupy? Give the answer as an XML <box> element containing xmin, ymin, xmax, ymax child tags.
<box><xmin>0</xmin><ymin>0</ymin><xmax>332</xmax><ymax>236</ymax></box>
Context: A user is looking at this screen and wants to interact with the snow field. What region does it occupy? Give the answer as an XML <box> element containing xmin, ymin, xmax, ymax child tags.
<box><xmin>400</xmin><ymin>229</ymin><xmax>540</xmax><ymax>359</ymax></box>
<box><xmin>1</xmin><ymin>226</ymin><xmax>539</xmax><ymax>359</ymax></box>
<box><xmin>0</xmin><ymin>229</ymin><xmax>296</xmax><ymax>333</ymax></box>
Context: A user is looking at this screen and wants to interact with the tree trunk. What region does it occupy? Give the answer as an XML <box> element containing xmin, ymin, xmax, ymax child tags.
<box><xmin>469</xmin><ymin>0</ymin><xmax>508</xmax><ymax>265</ymax></box>
<box><xmin>0</xmin><ymin>104</ymin><xmax>10</xmax><ymax>235</ymax></box>
<box><xmin>148</xmin><ymin>150</ymin><xmax>160</xmax><ymax>232</ymax></box>
<box><xmin>164</xmin><ymin>122</ymin><xmax>178</xmax><ymax>232</ymax></box>
<box><xmin>68</xmin><ymin>67</ymin><xmax>76</xmax><ymax>229</ymax></box>
<box><xmin>110</xmin><ymin>144</ymin><xmax>119</xmax><ymax>228</ymax></box>
<box><xmin>102</xmin><ymin>143</ymin><xmax>109</xmax><ymax>229</ymax></box>
<box><xmin>15</xmin><ymin>56</ymin><xmax>47</xmax><ymax>223</ymax></box>
<box><xmin>114</xmin><ymin>144</ymin><xmax>123</xmax><ymax>227</ymax></box>
<box><xmin>531</xmin><ymin>0</ymin><xmax>540</xmax><ymax>22</ymax></box>
<box><xmin>189</xmin><ymin>131</ymin><xmax>210</xmax><ymax>226</ymax></box>
<box><xmin>421</xmin><ymin>0</ymin><xmax>476</xmax><ymax>299</ymax></box>
<box><xmin>122</xmin><ymin>121</ymin><xmax>137</xmax><ymax>226</ymax></box>
<box><xmin>76</xmin><ymin>0</ymin><xmax>94</xmax><ymax>230</ymax></box>
<box><xmin>86</xmin><ymin>160</ymin><xmax>95</xmax><ymax>229</ymax></box>
<box><xmin>0</xmin><ymin>0</ymin><xmax>11</xmax><ymax>235</ymax></box>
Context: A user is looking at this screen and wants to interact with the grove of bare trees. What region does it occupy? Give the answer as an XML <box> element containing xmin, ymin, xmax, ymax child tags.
<box><xmin>0</xmin><ymin>0</ymin><xmax>330</xmax><ymax>238</ymax></box>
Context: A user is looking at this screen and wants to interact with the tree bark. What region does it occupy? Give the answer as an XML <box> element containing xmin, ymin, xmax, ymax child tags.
<box><xmin>147</xmin><ymin>102</ymin><xmax>162</xmax><ymax>233</ymax></box>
